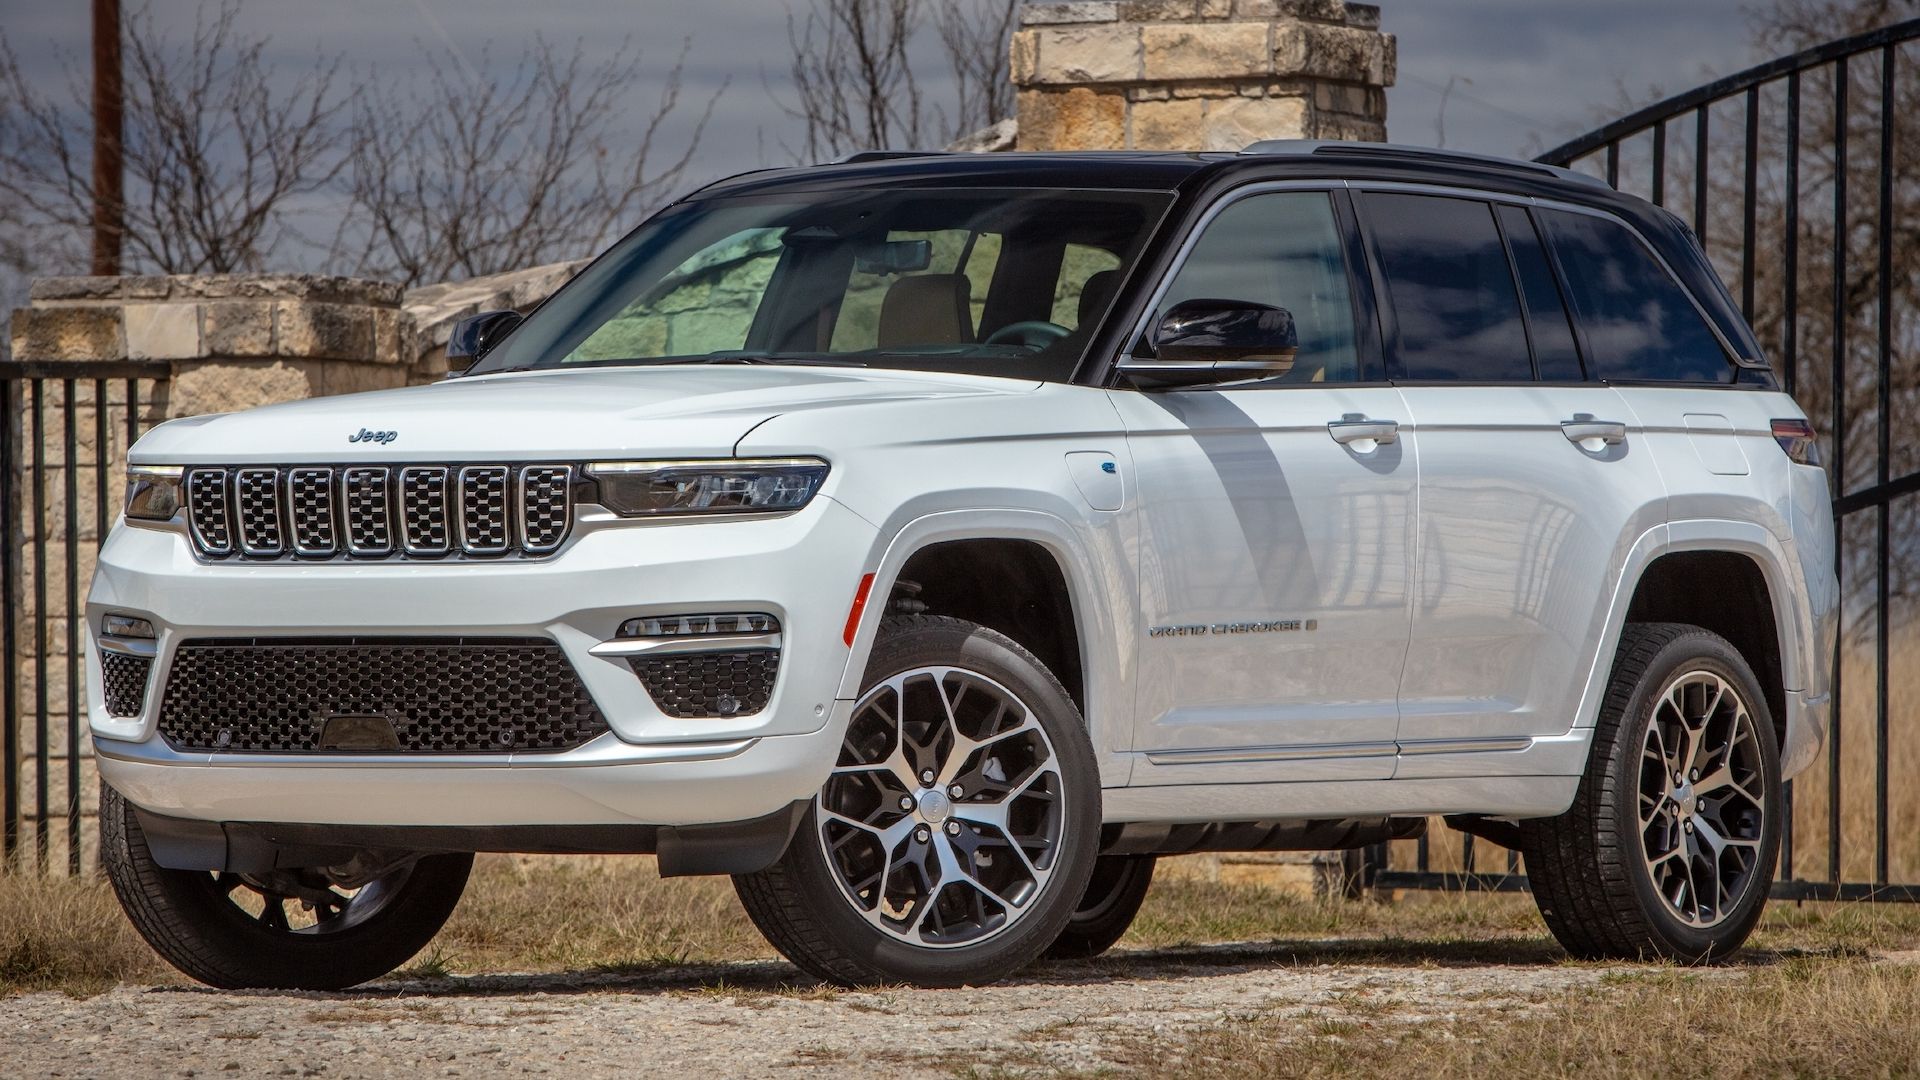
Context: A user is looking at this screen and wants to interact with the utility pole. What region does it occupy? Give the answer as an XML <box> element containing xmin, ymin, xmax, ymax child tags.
<box><xmin>90</xmin><ymin>0</ymin><xmax>123</xmax><ymax>276</ymax></box>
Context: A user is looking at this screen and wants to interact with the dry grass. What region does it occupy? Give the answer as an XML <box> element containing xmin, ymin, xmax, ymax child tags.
<box><xmin>0</xmin><ymin>871</ymin><xmax>169</xmax><ymax>995</ymax></box>
<box><xmin>1039</xmin><ymin>956</ymin><xmax>1920</xmax><ymax>1079</ymax></box>
<box><xmin>8</xmin><ymin>849</ymin><xmax>1920</xmax><ymax>1076</ymax></box>
<box><xmin>9</xmin><ymin>852</ymin><xmax>1920</xmax><ymax>1000</ymax></box>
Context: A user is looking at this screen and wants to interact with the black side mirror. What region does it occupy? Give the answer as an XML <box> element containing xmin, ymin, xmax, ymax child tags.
<box><xmin>446</xmin><ymin>310</ymin><xmax>524</xmax><ymax>374</ymax></box>
<box><xmin>1118</xmin><ymin>298</ymin><xmax>1301</xmax><ymax>387</ymax></box>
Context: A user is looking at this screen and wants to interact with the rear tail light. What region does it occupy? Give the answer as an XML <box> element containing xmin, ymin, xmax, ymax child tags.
<box><xmin>1771</xmin><ymin>419</ymin><xmax>1821</xmax><ymax>466</ymax></box>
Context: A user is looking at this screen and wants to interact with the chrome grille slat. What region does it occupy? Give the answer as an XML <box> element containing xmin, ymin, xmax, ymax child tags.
<box><xmin>520</xmin><ymin>465</ymin><xmax>573</xmax><ymax>554</ymax></box>
<box><xmin>286</xmin><ymin>467</ymin><xmax>338</xmax><ymax>556</ymax></box>
<box><xmin>399</xmin><ymin>467</ymin><xmax>451</xmax><ymax>555</ymax></box>
<box><xmin>458</xmin><ymin>466</ymin><xmax>511</xmax><ymax>555</ymax></box>
<box><xmin>182</xmin><ymin>463</ymin><xmax>572</xmax><ymax>561</ymax></box>
<box><xmin>234</xmin><ymin>468</ymin><xmax>285</xmax><ymax>556</ymax></box>
<box><xmin>343</xmin><ymin>467</ymin><xmax>393</xmax><ymax>556</ymax></box>
<box><xmin>185</xmin><ymin>468</ymin><xmax>233</xmax><ymax>555</ymax></box>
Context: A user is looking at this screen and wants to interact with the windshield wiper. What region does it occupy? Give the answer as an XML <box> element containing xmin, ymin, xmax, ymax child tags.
<box><xmin>659</xmin><ymin>354</ymin><xmax>868</xmax><ymax>368</ymax></box>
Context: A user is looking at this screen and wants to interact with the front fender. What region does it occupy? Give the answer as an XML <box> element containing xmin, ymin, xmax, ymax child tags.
<box><xmin>834</xmin><ymin>506</ymin><xmax>1136</xmax><ymax>789</ymax></box>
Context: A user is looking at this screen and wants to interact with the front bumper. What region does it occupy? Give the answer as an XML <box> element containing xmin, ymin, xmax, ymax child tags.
<box><xmin>86</xmin><ymin>496</ymin><xmax>876</xmax><ymax>828</ymax></box>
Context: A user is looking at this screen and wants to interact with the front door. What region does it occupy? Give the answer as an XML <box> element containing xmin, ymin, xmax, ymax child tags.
<box><xmin>1116</xmin><ymin>188</ymin><xmax>1416</xmax><ymax>783</ymax></box>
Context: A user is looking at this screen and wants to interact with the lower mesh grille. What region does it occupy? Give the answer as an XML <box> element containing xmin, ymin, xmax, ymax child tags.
<box><xmin>629</xmin><ymin>651</ymin><xmax>779</xmax><ymax>718</ymax></box>
<box><xmin>157</xmin><ymin>638</ymin><xmax>608</xmax><ymax>753</ymax></box>
<box><xmin>100</xmin><ymin>652</ymin><xmax>153</xmax><ymax>717</ymax></box>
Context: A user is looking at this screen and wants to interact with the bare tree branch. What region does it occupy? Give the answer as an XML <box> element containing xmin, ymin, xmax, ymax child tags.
<box><xmin>0</xmin><ymin>1</ymin><xmax>347</xmax><ymax>275</ymax></box>
<box><xmin>346</xmin><ymin>37</ymin><xmax>720</xmax><ymax>286</ymax></box>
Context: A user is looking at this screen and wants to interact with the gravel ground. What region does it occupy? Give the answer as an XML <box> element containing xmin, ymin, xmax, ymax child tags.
<box><xmin>1</xmin><ymin>941</ymin><xmax>1650</xmax><ymax>1079</ymax></box>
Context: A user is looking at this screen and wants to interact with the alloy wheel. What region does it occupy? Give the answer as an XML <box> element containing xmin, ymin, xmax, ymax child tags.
<box><xmin>816</xmin><ymin>665</ymin><xmax>1065</xmax><ymax>949</ymax></box>
<box><xmin>1637</xmin><ymin>670</ymin><xmax>1768</xmax><ymax>928</ymax></box>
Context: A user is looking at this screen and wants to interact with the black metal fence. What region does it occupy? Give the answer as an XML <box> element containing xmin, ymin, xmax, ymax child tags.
<box><xmin>1375</xmin><ymin>18</ymin><xmax>1920</xmax><ymax>902</ymax></box>
<box><xmin>1</xmin><ymin>361</ymin><xmax>169</xmax><ymax>873</ymax></box>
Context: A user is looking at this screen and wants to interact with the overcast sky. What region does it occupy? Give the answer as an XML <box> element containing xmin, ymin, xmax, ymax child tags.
<box><xmin>2</xmin><ymin>0</ymin><xmax>1773</xmax><ymax>183</ymax></box>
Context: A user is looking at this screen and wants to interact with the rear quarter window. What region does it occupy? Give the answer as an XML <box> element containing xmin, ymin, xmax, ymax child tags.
<box><xmin>1538</xmin><ymin>208</ymin><xmax>1732</xmax><ymax>383</ymax></box>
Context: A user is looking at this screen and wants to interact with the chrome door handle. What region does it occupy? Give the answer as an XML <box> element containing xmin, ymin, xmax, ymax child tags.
<box><xmin>1328</xmin><ymin>414</ymin><xmax>1399</xmax><ymax>446</ymax></box>
<box><xmin>1561</xmin><ymin>417</ymin><xmax>1627</xmax><ymax>446</ymax></box>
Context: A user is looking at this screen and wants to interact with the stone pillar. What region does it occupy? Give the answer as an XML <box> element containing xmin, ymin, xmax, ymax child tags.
<box><xmin>11</xmin><ymin>274</ymin><xmax>411</xmax><ymax>418</ymax></box>
<box><xmin>1011</xmin><ymin>0</ymin><xmax>1394</xmax><ymax>151</ymax></box>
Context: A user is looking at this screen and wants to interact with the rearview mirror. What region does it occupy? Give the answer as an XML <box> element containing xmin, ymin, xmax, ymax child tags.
<box><xmin>853</xmin><ymin>239</ymin><xmax>933</xmax><ymax>276</ymax></box>
<box><xmin>1118</xmin><ymin>299</ymin><xmax>1299</xmax><ymax>387</ymax></box>
<box><xmin>446</xmin><ymin>310</ymin><xmax>524</xmax><ymax>374</ymax></box>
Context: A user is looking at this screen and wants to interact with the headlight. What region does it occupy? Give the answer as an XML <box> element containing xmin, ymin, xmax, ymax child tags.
<box><xmin>586</xmin><ymin>459</ymin><xmax>828</xmax><ymax>517</ymax></box>
<box><xmin>124</xmin><ymin>465</ymin><xmax>184</xmax><ymax>521</ymax></box>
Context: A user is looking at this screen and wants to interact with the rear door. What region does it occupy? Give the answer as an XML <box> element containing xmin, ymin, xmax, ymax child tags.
<box><xmin>1534</xmin><ymin>207</ymin><xmax>1793</xmax><ymax>541</ymax></box>
<box><xmin>1356</xmin><ymin>190</ymin><xmax>1668</xmax><ymax>756</ymax></box>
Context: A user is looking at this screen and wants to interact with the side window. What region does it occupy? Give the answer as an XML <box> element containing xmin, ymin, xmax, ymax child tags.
<box><xmin>1537</xmin><ymin>208</ymin><xmax>1732</xmax><ymax>382</ymax></box>
<box><xmin>1496</xmin><ymin>204</ymin><xmax>1584</xmax><ymax>381</ymax></box>
<box><xmin>1360</xmin><ymin>192</ymin><xmax>1531</xmax><ymax>381</ymax></box>
<box><xmin>1152</xmin><ymin>191</ymin><xmax>1364</xmax><ymax>383</ymax></box>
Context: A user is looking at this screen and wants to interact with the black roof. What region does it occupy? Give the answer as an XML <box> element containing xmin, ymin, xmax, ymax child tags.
<box><xmin>690</xmin><ymin>142</ymin><xmax>1619</xmax><ymax>208</ymax></box>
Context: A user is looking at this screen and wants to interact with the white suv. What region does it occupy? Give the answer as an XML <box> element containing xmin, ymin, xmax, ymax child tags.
<box><xmin>89</xmin><ymin>142</ymin><xmax>1836</xmax><ymax>989</ymax></box>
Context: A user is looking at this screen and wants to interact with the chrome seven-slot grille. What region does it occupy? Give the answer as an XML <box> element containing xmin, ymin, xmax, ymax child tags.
<box><xmin>185</xmin><ymin>464</ymin><xmax>574</xmax><ymax>560</ymax></box>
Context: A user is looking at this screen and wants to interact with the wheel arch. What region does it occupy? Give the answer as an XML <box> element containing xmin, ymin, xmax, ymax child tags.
<box><xmin>834</xmin><ymin>509</ymin><xmax>1130</xmax><ymax>785</ymax></box>
<box><xmin>1579</xmin><ymin>519</ymin><xmax>1821</xmax><ymax>774</ymax></box>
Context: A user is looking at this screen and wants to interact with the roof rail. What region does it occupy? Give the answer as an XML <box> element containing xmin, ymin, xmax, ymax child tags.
<box><xmin>826</xmin><ymin>150</ymin><xmax>953</xmax><ymax>165</ymax></box>
<box><xmin>1239</xmin><ymin>139</ymin><xmax>1611</xmax><ymax>189</ymax></box>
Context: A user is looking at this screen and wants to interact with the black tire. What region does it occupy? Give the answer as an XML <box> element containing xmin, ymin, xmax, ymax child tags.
<box><xmin>101</xmin><ymin>786</ymin><xmax>472</xmax><ymax>990</ymax></box>
<box><xmin>1520</xmin><ymin>622</ymin><xmax>1781</xmax><ymax>963</ymax></box>
<box><xmin>733</xmin><ymin>614</ymin><xmax>1101</xmax><ymax>987</ymax></box>
<box><xmin>1045</xmin><ymin>854</ymin><xmax>1155</xmax><ymax>960</ymax></box>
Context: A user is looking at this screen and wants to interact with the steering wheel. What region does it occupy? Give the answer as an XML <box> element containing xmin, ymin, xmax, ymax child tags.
<box><xmin>984</xmin><ymin>320</ymin><xmax>1072</xmax><ymax>350</ymax></box>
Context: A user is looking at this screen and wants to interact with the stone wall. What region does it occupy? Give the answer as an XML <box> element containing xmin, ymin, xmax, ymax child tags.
<box><xmin>1011</xmin><ymin>0</ymin><xmax>1393</xmax><ymax>151</ymax></box>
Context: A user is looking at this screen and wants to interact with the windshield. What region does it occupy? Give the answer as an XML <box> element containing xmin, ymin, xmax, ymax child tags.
<box><xmin>470</xmin><ymin>187</ymin><xmax>1173</xmax><ymax>381</ymax></box>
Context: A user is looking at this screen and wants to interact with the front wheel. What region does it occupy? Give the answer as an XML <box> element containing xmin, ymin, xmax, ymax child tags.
<box><xmin>1520</xmin><ymin>622</ymin><xmax>1781</xmax><ymax>962</ymax></box>
<box><xmin>101</xmin><ymin>786</ymin><xmax>472</xmax><ymax>990</ymax></box>
<box><xmin>734</xmin><ymin>615</ymin><xmax>1101</xmax><ymax>987</ymax></box>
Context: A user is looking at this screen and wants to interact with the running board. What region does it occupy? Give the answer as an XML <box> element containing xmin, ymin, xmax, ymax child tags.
<box><xmin>1100</xmin><ymin>816</ymin><xmax>1426</xmax><ymax>856</ymax></box>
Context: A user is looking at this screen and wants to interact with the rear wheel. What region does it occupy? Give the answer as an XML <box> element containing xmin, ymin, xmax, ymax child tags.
<box><xmin>1045</xmin><ymin>854</ymin><xmax>1155</xmax><ymax>960</ymax></box>
<box><xmin>1520</xmin><ymin>623</ymin><xmax>1780</xmax><ymax>962</ymax></box>
<box><xmin>101</xmin><ymin>786</ymin><xmax>472</xmax><ymax>990</ymax></box>
<box><xmin>734</xmin><ymin>615</ymin><xmax>1101</xmax><ymax>987</ymax></box>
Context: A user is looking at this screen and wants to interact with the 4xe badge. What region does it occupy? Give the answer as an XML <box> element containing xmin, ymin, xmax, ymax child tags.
<box><xmin>349</xmin><ymin>428</ymin><xmax>398</xmax><ymax>445</ymax></box>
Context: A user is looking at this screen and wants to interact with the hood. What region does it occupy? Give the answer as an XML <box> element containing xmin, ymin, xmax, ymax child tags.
<box><xmin>129</xmin><ymin>365</ymin><xmax>1042</xmax><ymax>464</ymax></box>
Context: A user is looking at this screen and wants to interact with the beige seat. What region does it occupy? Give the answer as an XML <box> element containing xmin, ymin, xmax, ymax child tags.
<box><xmin>877</xmin><ymin>274</ymin><xmax>974</xmax><ymax>348</ymax></box>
